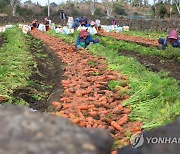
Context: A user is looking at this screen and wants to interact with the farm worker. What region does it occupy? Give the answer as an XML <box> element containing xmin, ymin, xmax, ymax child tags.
<box><xmin>87</xmin><ymin>21</ymin><xmax>97</xmax><ymax>35</ymax></box>
<box><xmin>158</xmin><ymin>30</ymin><xmax>180</xmax><ymax>50</ymax></box>
<box><xmin>44</xmin><ymin>18</ymin><xmax>49</xmax><ymax>25</ymax></box>
<box><xmin>75</xmin><ymin>30</ymin><xmax>99</xmax><ymax>49</ymax></box>
<box><xmin>95</xmin><ymin>19</ymin><xmax>101</xmax><ymax>30</ymax></box>
<box><xmin>72</xmin><ymin>18</ymin><xmax>80</xmax><ymax>29</ymax></box>
<box><xmin>44</xmin><ymin>18</ymin><xmax>50</xmax><ymax>31</ymax></box>
<box><xmin>32</xmin><ymin>19</ymin><xmax>39</xmax><ymax>28</ymax></box>
<box><xmin>113</xmin><ymin>16</ymin><xmax>117</xmax><ymax>26</ymax></box>
<box><xmin>60</xmin><ymin>10</ymin><xmax>67</xmax><ymax>26</ymax></box>
<box><xmin>80</xmin><ymin>16</ymin><xmax>90</xmax><ymax>27</ymax></box>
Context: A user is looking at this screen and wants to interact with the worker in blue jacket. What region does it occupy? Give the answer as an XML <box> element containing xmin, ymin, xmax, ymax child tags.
<box><xmin>72</xmin><ymin>18</ymin><xmax>80</xmax><ymax>30</ymax></box>
<box><xmin>75</xmin><ymin>30</ymin><xmax>99</xmax><ymax>49</ymax></box>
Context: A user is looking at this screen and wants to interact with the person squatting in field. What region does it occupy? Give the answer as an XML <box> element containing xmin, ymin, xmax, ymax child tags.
<box><xmin>32</xmin><ymin>19</ymin><xmax>39</xmax><ymax>28</ymax></box>
<box><xmin>72</xmin><ymin>18</ymin><xmax>81</xmax><ymax>30</ymax></box>
<box><xmin>75</xmin><ymin>30</ymin><xmax>99</xmax><ymax>49</ymax></box>
<box><xmin>158</xmin><ymin>30</ymin><xmax>180</xmax><ymax>50</ymax></box>
<box><xmin>87</xmin><ymin>21</ymin><xmax>97</xmax><ymax>35</ymax></box>
<box><xmin>80</xmin><ymin>16</ymin><xmax>90</xmax><ymax>27</ymax></box>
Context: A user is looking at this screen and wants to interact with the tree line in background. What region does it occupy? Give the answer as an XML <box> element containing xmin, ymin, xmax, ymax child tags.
<box><xmin>0</xmin><ymin>0</ymin><xmax>179</xmax><ymax>19</ymax></box>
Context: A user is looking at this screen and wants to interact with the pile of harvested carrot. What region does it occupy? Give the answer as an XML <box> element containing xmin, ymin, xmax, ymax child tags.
<box><xmin>30</xmin><ymin>29</ymin><xmax>142</xmax><ymax>149</ymax></box>
<box><xmin>98</xmin><ymin>30</ymin><xmax>158</xmax><ymax>47</ymax></box>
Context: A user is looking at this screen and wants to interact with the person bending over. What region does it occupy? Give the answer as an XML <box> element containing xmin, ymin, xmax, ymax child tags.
<box><xmin>75</xmin><ymin>30</ymin><xmax>99</xmax><ymax>49</ymax></box>
<box><xmin>158</xmin><ymin>30</ymin><xmax>180</xmax><ymax>50</ymax></box>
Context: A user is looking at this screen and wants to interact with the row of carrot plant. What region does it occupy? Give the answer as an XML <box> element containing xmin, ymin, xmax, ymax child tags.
<box><xmin>97</xmin><ymin>35</ymin><xmax>180</xmax><ymax>61</ymax></box>
<box><xmin>0</xmin><ymin>28</ymin><xmax>34</xmax><ymax>105</ymax></box>
<box><xmin>120</xmin><ymin>30</ymin><xmax>167</xmax><ymax>40</ymax></box>
<box><xmin>0</xmin><ymin>27</ymin><xmax>50</xmax><ymax>106</ymax></box>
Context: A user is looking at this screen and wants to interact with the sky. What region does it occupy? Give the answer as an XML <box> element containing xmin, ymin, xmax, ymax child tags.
<box><xmin>21</xmin><ymin>0</ymin><xmax>154</xmax><ymax>6</ymax></box>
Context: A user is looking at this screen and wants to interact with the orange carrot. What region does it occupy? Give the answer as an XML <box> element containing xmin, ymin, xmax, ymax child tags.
<box><xmin>111</xmin><ymin>121</ymin><xmax>123</xmax><ymax>131</ymax></box>
<box><xmin>101</xmin><ymin>117</ymin><xmax>112</xmax><ymax>124</ymax></box>
<box><xmin>86</xmin><ymin>117</ymin><xmax>94</xmax><ymax>126</ymax></box>
<box><xmin>117</xmin><ymin>114</ymin><xmax>128</xmax><ymax>126</ymax></box>
<box><xmin>75</xmin><ymin>108</ymin><xmax>85</xmax><ymax>120</ymax></box>
<box><xmin>113</xmin><ymin>104</ymin><xmax>123</xmax><ymax>112</ymax></box>
<box><xmin>55</xmin><ymin>105</ymin><xmax>62</xmax><ymax>111</ymax></box>
<box><xmin>79</xmin><ymin>121</ymin><xmax>86</xmax><ymax>127</ymax></box>
<box><xmin>72</xmin><ymin>118</ymin><xmax>80</xmax><ymax>124</ymax></box>
<box><xmin>92</xmin><ymin>122</ymin><xmax>98</xmax><ymax>128</ymax></box>
<box><xmin>99</xmin><ymin>96</ymin><xmax>107</xmax><ymax>101</ymax></box>
<box><xmin>63</xmin><ymin>104</ymin><xmax>72</xmax><ymax>109</ymax></box>
<box><xmin>77</xmin><ymin>105</ymin><xmax>88</xmax><ymax>110</ymax></box>
<box><xmin>122</xmin><ymin>108</ymin><xmax>131</xmax><ymax>114</ymax></box>
<box><xmin>52</xmin><ymin>101</ymin><xmax>61</xmax><ymax>107</ymax></box>
<box><xmin>89</xmin><ymin>111</ymin><xmax>98</xmax><ymax>117</ymax></box>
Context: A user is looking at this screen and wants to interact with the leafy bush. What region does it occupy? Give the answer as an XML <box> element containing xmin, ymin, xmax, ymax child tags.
<box><xmin>159</xmin><ymin>6</ymin><xmax>167</xmax><ymax>18</ymax></box>
<box><xmin>16</xmin><ymin>6</ymin><xmax>33</xmax><ymax>16</ymax></box>
<box><xmin>95</xmin><ymin>8</ymin><xmax>106</xmax><ymax>17</ymax></box>
<box><xmin>114</xmin><ymin>7</ymin><xmax>127</xmax><ymax>16</ymax></box>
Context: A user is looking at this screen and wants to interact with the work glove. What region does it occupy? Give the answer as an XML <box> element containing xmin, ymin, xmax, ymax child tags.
<box><xmin>77</xmin><ymin>45</ymin><xmax>84</xmax><ymax>49</ymax></box>
<box><xmin>157</xmin><ymin>44</ymin><xmax>166</xmax><ymax>50</ymax></box>
<box><xmin>89</xmin><ymin>42</ymin><xmax>94</xmax><ymax>46</ymax></box>
<box><xmin>87</xmin><ymin>42</ymin><xmax>94</xmax><ymax>48</ymax></box>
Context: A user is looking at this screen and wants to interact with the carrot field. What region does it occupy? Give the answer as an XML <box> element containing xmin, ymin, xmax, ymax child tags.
<box><xmin>0</xmin><ymin>27</ymin><xmax>179</xmax><ymax>152</ymax></box>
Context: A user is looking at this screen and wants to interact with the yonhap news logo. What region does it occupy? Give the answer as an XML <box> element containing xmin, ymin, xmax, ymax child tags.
<box><xmin>130</xmin><ymin>133</ymin><xmax>144</xmax><ymax>148</ymax></box>
<box><xmin>130</xmin><ymin>132</ymin><xmax>180</xmax><ymax>148</ymax></box>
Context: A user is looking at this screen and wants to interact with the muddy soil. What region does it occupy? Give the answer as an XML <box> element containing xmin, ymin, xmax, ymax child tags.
<box><xmin>13</xmin><ymin>37</ymin><xmax>65</xmax><ymax>111</ymax></box>
<box><xmin>118</xmin><ymin>50</ymin><xmax>180</xmax><ymax>80</ymax></box>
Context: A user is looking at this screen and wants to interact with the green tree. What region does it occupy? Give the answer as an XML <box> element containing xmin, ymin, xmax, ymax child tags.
<box><xmin>113</xmin><ymin>2</ymin><xmax>127</xmax><ymax>15</ymax></box>
<box><xmin>0</xmin><ymin>0</ymin><xmax>9</xmax><ymax>12</ymax></box>
<box><xmin>9</xmin><ymin>0</ymin><xmax>20</xmax><ymax>16</ymax></box>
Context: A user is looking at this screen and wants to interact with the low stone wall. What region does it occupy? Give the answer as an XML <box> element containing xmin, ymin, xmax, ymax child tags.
<box><xmin>116</xmin><ymin>18</ymin><xmax>180</xmax><ymax>32</ymax></box>
<box><xmin>0</xmin><ymin>105</ymin><xmax>112</xmax><ymax>154</ymax></box>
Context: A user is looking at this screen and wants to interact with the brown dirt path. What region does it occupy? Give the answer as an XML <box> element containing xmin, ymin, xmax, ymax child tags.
<box><xmin>98</xmin><ymin>31</ymin><xmax>158</xmax><ymax>47</ymax></box>
<box><xmin>30</xmin><ymin>29</ymin><xmax>142</xmax><ymax>149</ymax></box>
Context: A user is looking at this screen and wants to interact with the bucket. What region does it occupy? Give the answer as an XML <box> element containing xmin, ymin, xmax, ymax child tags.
<box><xmin>0</xmin><ymin>26</ymin><xmax>6</xmax><ymax>32</ymax></box>
<box><xmin>123</xmin><ymin>26</ymin><xmax>129</xmax><ymax>31</ymax></box>
<box><xmin>116</xmin><ymin>27</ymin><xmax>123</xmax><ymax>32</ymax></box>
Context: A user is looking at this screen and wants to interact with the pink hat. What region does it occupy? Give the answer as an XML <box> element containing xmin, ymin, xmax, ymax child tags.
<box><xmin>168</xmin><ymin>30</ymin><xmax>178</xmax><ymax>39</ymax></box>
<box><xmin>90</xmin><ymin>21</ymin><xmax>95</xmax><ymax>25</ymax></box>
<box><xmin>80</xmin><ymin>30</ymin><xmax>89</xmax><ymax>37</ymax></box>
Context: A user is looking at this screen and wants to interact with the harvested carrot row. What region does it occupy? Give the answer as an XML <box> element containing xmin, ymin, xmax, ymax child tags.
<box><xmin>30</xmin><ymin>29</ymin><xmax>142</xmax><ymax>151</ymax></box>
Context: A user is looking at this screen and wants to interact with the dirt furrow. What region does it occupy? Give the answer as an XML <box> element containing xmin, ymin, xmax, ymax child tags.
<box><xmin>30</xmin><ymin>29</ymin><xmax>142</xmax><ymax>147</ymax></box>
<box><xmin>119</xmin><ymin>50</ymin><xmax>180</xmax><ymax>80</ymax></box>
